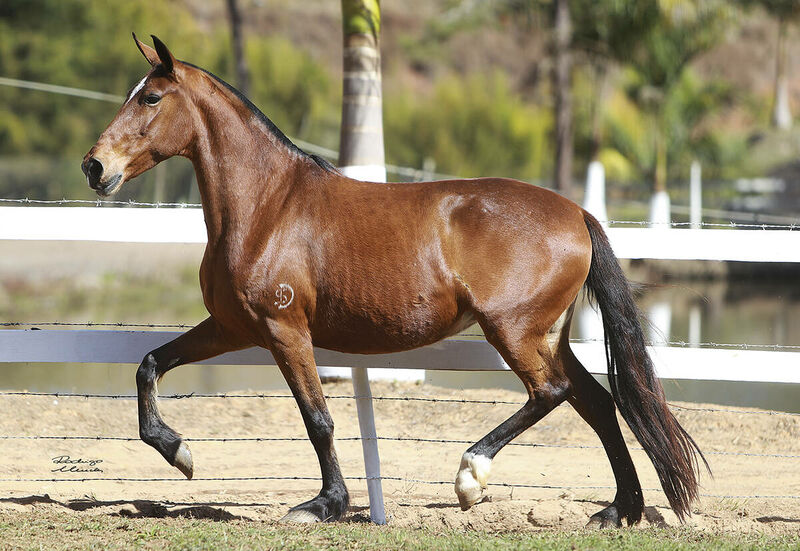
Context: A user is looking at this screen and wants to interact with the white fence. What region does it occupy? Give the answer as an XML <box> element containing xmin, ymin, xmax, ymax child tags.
<box><xmin>1</xmin><ymin>205</ymin><xmax>799</xmax><ymax>523</ymax></box>
<box><xmin>3</xmin><ymin>206</ymin><xmax>800</xmax><ymax>262</ymax></box>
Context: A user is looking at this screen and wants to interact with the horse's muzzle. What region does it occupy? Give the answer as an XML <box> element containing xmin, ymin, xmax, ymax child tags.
<box><xmin>81</xmin><ymin>157</ymin><xmax>122</xmax><ymax>196</ymax></box>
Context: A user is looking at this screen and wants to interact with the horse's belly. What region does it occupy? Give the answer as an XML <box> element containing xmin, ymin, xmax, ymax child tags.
<box><xmin>311</xmin><ymin>295</ymin><xmax>474</xmax><ymax>354</ymax></box>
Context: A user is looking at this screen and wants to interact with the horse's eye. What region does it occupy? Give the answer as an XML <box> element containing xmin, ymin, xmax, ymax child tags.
<box><xmin>143</xmin><ymin>94</ymin><xmax>161</xmax><ymax>105</ymax></box>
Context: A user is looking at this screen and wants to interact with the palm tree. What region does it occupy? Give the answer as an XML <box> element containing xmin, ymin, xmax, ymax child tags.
<box><xmin>553</xmin><ymin>0</ymin><xmax>573</xmax><ymax>198</ymax></box>
<box><xmin>742</xmin><ymin>0</ymin><xmax>800</xmax><ymax>129</ymax></box>
<box><xmin>622</xmin><ymin>0</ymin><xmax>731</xmax><ymax>222</ymax></box>
<box><xmin>225</xmin><ymin>0</ymin><xmax>250</xmax><ymax>97</ymax></box>
<box><xmin>338</xmin><ymin>0</ymin><xmax>385</xmax><ymax>181</ymax></box>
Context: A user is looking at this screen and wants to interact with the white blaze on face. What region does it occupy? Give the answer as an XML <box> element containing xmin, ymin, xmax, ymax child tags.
<box><xmin>454</xmin><ymin>451</ymin><xmax>492</xmax><ymax>510</ymax></box>
<box><xmin>126</xmin><ymin>76</ymin><xmax>147</xmax><ymax>104</ymax></box>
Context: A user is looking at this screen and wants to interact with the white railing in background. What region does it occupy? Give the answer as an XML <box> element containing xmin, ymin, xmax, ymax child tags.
<box><xmin>2</xmin><ymin>206</ymin><xmax>800</xmax><ymax>261</ymax></box>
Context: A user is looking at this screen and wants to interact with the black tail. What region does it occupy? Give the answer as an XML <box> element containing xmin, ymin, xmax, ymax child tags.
<box><xmin>582</xmin><ymin>212</ymin><xmax>709</xmax><ymax>521</ymax></box>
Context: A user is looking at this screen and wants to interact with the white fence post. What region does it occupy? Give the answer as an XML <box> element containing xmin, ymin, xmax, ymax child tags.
<box><xmin>351</xmin><ymin>366</ymin><xmax>386</xmax><ymax>524</ymax></box>
<box><xmin>649</xmin><ymin>190</ymin><xmax>671</xmax><ymax>228</ymax></box>
<box><xmin>583</xmin><ymin>160</ymin><xmax>608</xmax><ymax>225</ymax></box>
<box><xmin>690</xmin><ymin>161</ymin><xmax>702</xmax><ymax>229</ymax></box>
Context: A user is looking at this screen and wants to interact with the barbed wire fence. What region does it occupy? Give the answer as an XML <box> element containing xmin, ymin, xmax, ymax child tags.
<box><xmin>0</xmin><ymin>388</ymin><xmax>798</xmax><ymax>501</ymax></box>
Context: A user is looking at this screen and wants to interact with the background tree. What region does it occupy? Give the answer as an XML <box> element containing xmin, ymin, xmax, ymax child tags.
<box><xmin>740</xmin><ymin>0</ymin><xmax>800</xmax><ymax>129</ymax></box>
<box><xmin>570</xmin><ymin>0</ymin><xmax>661</xmax><ymax>161</ymax></box>
<box><xmin>225</xmin><ymin>0</ymin><xmax>250</xmax><ymax>97</ymax></box>
<box><xmin>338</xmin><ymin>0</ymin><xmax>385</xmax><ymax>180</ymax></box>
<box><xmin>552</xmin><ymin>0</ymin><xmax>573</xmax><ymax>197</ymax></box>
<box><xmin>622</xmin><ymin>0</ymin><xmax>732</xmax><ymax>196</ymax></box>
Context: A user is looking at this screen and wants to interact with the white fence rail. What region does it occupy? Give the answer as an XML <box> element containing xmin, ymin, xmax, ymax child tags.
<box><xmin>2</xmin><ymin>206</ymin><xmax>800</xmax><ymax>262</ymax></box>
<box><xmin>1</xmin><ymin>330</ymin><xmax>798</xmax><ymax>385</ymax></box>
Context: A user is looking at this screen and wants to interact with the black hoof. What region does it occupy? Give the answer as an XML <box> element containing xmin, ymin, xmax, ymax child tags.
<box><xmin>281</xmin><ymin>488</ymin><xmax>349</xmax><ymax>523</ymax></box>
<box><xmin>587</xmin><ymin>495</ymin><xmax>643</xmax><ymax>529</ymax></box>
<box><xmin>586</xmin><ymin>505</ymin><xmax>622</xmax><ymax>529</ymax></box>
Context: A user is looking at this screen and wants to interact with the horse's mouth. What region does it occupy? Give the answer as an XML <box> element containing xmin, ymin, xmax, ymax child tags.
<box><xmin>94</xmin><ymin>174</ymin><xmax>124</xmax><ymax>197</ymax></box>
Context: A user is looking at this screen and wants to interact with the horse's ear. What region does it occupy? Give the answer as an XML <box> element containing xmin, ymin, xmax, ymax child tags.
<box><xmin>132</xmin><ymin>32</ymin><xmax>159</xmax><ymax>67</ymax></box>
<box><xmin>151</xmin><ymin>35</ymin><xmax>175</xmax><ymax>74</ymax></box>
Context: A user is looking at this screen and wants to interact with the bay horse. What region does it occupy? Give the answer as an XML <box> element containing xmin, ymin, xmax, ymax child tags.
<box><xmin>82</xmin><ymin>35</ymin><xmax>707</xmax><ymax>525</ymax></box>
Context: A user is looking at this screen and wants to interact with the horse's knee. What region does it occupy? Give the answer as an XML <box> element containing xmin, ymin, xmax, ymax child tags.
<box><xmin>136</xmin><ymin>352</ymin><xmax>158</xmax><ymax>388</ymax></box>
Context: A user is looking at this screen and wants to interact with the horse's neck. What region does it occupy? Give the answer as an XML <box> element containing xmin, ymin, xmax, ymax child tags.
<box><xmin>189</xmin><ymin>107</ymin><xmax>299</xmax><ymax>246</ymax></box>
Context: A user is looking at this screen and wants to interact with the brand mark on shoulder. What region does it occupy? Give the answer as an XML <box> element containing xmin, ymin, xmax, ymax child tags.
<box><xmin>274</xmin><ymin>283</ymin><xmax>294</xmax><ymax>310</ymax></box>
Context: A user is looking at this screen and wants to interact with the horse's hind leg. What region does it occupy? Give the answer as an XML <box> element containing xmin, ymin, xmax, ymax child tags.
<box><xmin>136</xmin><ymin>317</ymin><xmax>246</xmax><ymax>478</ymax></box>
<box><xmin>455</xmin><ymin>325</ymin><xmax>571</xmax><ymax>510</ymax></box>
<box><xmin>561</xmin><ymin>344</ymin><xmax>644</xmax><ymax>527</ymax></box>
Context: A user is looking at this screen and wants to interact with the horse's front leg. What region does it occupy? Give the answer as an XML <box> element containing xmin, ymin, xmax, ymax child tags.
<box><xmin>270</xmin><ymin>326</ymin><xmax>349</xmax><ymax>523</ymax></box>
<box><xmin>136</xmin><ymin>316</ymin><xmax>246</xmax><ymax>478</ymax></box>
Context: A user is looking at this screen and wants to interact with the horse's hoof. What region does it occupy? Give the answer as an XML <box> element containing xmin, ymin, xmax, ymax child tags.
<box><xmin>455</xmin><ymin>452</ymin><xmax>491</xmax><ymax>510</ymax></box>
<box><xmin>173</xmin><ymin>441</ymin><xmax>193</xmax><ymax>480</ymax></box>
<box><xmin>586</xmin><ymin>506</ymin><xmax>622</xmax><ymax>529</ymax></box>
<box><xmin>456</xmin><ymin>480</ymin><xmax>484</xmax><ymax>511</ymax></box>
<box><xmin>280</xmin><ymin>509</ymin><xmax>322</xmax><ymax>523</ymax></box>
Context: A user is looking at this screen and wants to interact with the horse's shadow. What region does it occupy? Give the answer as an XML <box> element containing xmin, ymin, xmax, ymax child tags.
<box><xmin>0</xmin><ymin>494</ymin><xmax>254</xmax><ymax>521</ymax></box>
<box><xmin>115</xmin><ymin>500</ymin><xmax>243</xmax><ymax>520</ymax></box>
<box><xmin>1</xmin><ymin>494</ymin><xmax>373</xmax><ymax>522</ymax></box>
<box><xmin>756</xmin><ymin>515</ymin><xmax>800</xmax><ymax>524</ymax></box>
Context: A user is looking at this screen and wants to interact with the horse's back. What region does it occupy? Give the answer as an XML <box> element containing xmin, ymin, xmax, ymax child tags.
<box><xmin>305</xmin><ymin>176</ymin><xmax>591</xmax><ymax>352</ymax></box>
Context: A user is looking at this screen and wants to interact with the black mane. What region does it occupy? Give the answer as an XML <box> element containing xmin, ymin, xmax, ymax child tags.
<box><xmin>181</xmin><ymin>61</ymin><xmax>337</xmax><ymax>173</ymax></box>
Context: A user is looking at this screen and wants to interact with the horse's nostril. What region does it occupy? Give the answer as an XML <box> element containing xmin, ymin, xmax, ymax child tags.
<box><xmin>85</xmin><ymin>158</ymin><xmax>104</xmax><ymax>182</ymax></box>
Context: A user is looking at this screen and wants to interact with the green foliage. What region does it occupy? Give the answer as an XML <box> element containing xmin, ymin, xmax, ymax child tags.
<box><xmin>384</xmin><ymin>73</ymin><xmax>552</xmax><ymax>181</ymax></box>
<box><xmin>739</xmin><ymin>0</ymin><xmax>800</xmax><ymax>19</ymax></box>
<box><xmin>602</xmin><ymin>68</ymin><xmax>744</xmax><ymax>183</ymax></box>
<box><xmin>242</xmin><ymin>37</ymin><xmax>335</xmax><ymax>142</ymax></box>
<box><xmin>0</xmin><ymin>0</ymin><xmax>210</xmax><ymax>158</ymax></box>
<box><xmin>0</xmin><ymin>0</ymin><xmax>775</xmax><ymax>201</ymax></box>
<box><xmin>1</xmin><ymin>512</ymin><xmax>798</xmax><ymax>551</ymax></box>
<box><xmin>0</xmin><ymin>1</ymin><xmax>338</xmax><ymax>202</ymax></box>
<box><xmin>571</xmin><ymin>0</ymin><xmax>662</xmax><ymax>62</ymax></box>
<box><xmin>342</xmin><ymin>0</ymin><xmax>381</xmax><ymax>37</ymax></box>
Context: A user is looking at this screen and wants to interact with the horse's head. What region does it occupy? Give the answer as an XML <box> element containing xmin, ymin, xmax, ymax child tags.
<box><xmin>82</xmin><ymin>34</ymin><xmax>195</xmax><ymax>197</ymax></box>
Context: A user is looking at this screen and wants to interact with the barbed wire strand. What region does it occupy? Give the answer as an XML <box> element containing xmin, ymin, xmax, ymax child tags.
<box><xmin>1</xmin><ymin>390</ymin><xmax>797</xmax><ymax>417</ymax></box>
<box><xmin>2</xmin><ymin>434</ymin><xmax>798</xmax><ymax>460</ymax></box>
<box><xmin>0</xmin><ymin>474</ymin><xmax>796</xmax><ymax>500</ymax></box>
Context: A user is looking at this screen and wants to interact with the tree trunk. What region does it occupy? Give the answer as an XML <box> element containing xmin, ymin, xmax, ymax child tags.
<box><xmin>649</xmin><ymin>119</ymin><xmax>671</xmax><ymax>227</ymax></box>
<box><xmin>588</xmin><ymin>61</ymin><xmax>608</xmax><ymax>162</ymax></box>
<box><xmin>553</xmin><ymin>0</ymin><xmax>573</xmax><ymax>198</ymax></box>
<box><xmin>772</xmin><ymin>19</ymin><xmax>792</xmax><ymax>130</ymax></box>
<box><xmin>226</xmin><ymin>0</ymin><xmax>250</xmax><ymax>97</ymax></box>
<box><xmin>339</xmin><ymin>0</ymin><xmax>385</xmax><ymax>181</ymax></box>
<box><xmin>654</xmin><ymin>121</ymin><xmax>667</xmax><ymax>193</ymax></box>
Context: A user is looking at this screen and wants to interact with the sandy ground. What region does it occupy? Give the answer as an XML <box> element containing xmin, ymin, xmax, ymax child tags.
<box><xmin>0</xmin><ymin>381</ymin><xmax>798</xmax><ymax>535</ymax></box>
